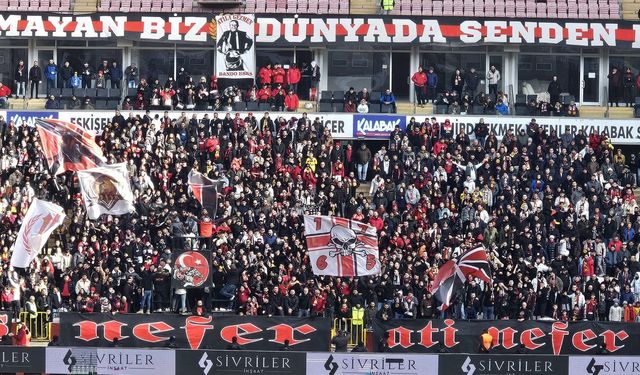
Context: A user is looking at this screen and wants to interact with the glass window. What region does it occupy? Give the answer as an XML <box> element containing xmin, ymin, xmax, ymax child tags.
<box><xmin>609</xmin><ymin>56</ymin><xmax>640</xmax><ymax>76</ymax></box>
<box><xmin>328</xmin><ymin>51</ymin><xmax>390</xmax><ymax>92</ymax></box>
<box><xmin>176</xmin><ymin>49</ymin><xmax>214</xmax><ymax>81</ymax></box>
<box><xmin>256</xmin><ymin>49</ymin><xmax>294</xmax><ymax>69</ymax></box>
<box><xmin>518</xmin><ymin>54</ymin><xmax>580</xmax><ymax>98</ymax></box>
<box><xmin>131</xmin><ymin>48</ymin><xmax>175</xmax><ymax>84</ymax></box>
<box><xmin>57</xmin><ymin>48</ymin><xmax>123</xmax><ymax>76</ymax></box>
<box><xmin>0</xmin><ymin>48</ymin><xmax>28</xmax><ymax>88</ymax></box>
<box><xmin>420</xmin><ymin>52</ymin><xmax>486</xmax><ymax>94</ymax></box>
<box><xmin>0</xmin><ymin>39</ymin><xmax>27</xmax><ymax>47</ymax></box>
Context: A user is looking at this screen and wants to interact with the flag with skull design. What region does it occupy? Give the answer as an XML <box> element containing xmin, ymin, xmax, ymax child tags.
<box><xmin>303</xmin><ymin>215</ymin><xmax>380</xmax><ymax>277</ymax></box>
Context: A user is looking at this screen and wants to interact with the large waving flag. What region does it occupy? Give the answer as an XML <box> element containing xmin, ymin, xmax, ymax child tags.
<box><xmin>433</xmin><ymin>244</ymin><xmax>492</xmax><ymax>310</ymax></box>
<box><xmin>188</xmin><ymin>170</ymin><xmax>224</xmax><ymax>218</ymax></box>
<box><xmin>11</xmin><ymin>198</ymin><xmax>65</xmax><ymax>268</ymax></box>
<box><xmin>303</xmin><ymin>215</ymin><xmax>380</xmax><ymax>277</ymax></box>
<box><xmin>77</xmin><ymin>163</ymin><xmax>135</xmax><ymax>220</ymax></box>
<box><xmin>36</xmin><ymin>118</ymin><xmax>106</xmax><ymax>175</ymax></box>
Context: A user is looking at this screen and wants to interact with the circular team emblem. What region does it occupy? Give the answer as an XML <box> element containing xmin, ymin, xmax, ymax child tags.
<box><xmin>173</xmin><ymin>251</ymin><xmax>210</xmax><ymax>287</ymax></box>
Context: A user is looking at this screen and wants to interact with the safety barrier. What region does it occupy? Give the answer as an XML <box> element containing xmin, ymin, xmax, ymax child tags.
<box><xmin>333</xmin><ymin>318</ymin><xmax>366</xmax><ymax>349</ymax></box>
<box><xmin>18</xmin><ymin>311</ymin><xmax>50</xmax><ymax>341</ymax></box>
<box><xmin>6</xmin><ymin>109</ymin><xmax>640</xmax><ymax>145</ymax></box>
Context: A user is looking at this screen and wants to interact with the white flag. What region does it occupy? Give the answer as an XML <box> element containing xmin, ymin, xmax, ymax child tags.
<box><xmin>303</xmin><ymin>215</ymin><xmax>380</xmax><ymax>277</ymax></box>
<box><xmin>77</xmin><ymin>163</ymin><xmax>135</xmax><ymax>220</ymax></box>
<box><xmin>11</xmin><ymin>198</ymin><xmax>65</xmax><ymax>268</ymax></box>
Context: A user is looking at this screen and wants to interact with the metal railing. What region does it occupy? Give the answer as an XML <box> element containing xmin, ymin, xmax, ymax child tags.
<box><xmin>19</xmin><ymin>311</ymin><xmax>51</xmax><ymax>341</ymax></box>
<box><xmin>332</xmin><ymin>317</ymin><xmax>366</xmax><ymax>349</ymax></box>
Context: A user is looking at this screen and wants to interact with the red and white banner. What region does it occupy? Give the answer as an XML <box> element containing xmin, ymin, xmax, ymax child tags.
<box><xmin>36</xmin><ymin>118</ymin><xmax>106</xmax><ymax>175</ymax></box>
<box><xmin>303</xmin><ymin>215</ymin><xmax>380</xmax><ymax>277</ymax></box>
<box><xmin>10</xmin><ymin>198</ymin><xmax>65</xmax><ymax>268</ymax></box>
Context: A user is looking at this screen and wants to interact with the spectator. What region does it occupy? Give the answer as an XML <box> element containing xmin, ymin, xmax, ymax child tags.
<box><xmin>287</xmin><ymin>63</ymin><xmax>301</xmax><ymax>94</ymax></box>
<box><xmin>465</xmin><ymin>67</ymin><xmax>480</xmax><ymax>98</ymax></box>
<box><xmin>412</xmin><ymin>66</ymin><xmax>427</xmax><ymax>106</ymax></box>
<box><xmin>81</xmin><ymin>62</ymin><xmax>93</xmax><ymax>89</ymax></box>
<box><xmin>357</xmin><ymin>99</ymin><xmax>369</xmax><ymax>114</ymax></box>
<box><xmin>426</xmin><ymin>66</ymin><xmax>438</xmax><ymax>103</ymax></box>
<box><xmin>344</xmin><ymin>87</ymin><xmax>357</xmax><ymax>103</ymax></box>
<box><xmin>83</xmin><ymin>97</ymin><xmax>94</xmax><ymax>110</ymax></box>
<box><xmin>45</xmin><ymin>95</ymin><xmax>59</xmax><ymax>110</ymax></box>
<box><xmin>608</xmin><ymin>67</ymin><xmax>621</xmax><ymax>107</ymax></box>
<box><xmin>344</xmin><ymin>99</ymin><xmax>356</xmax><ymax>113</ymax></box>
<box><xmin>451</xmin><ymin>69</ymin><xmax>464</xmax><ymax>100</ymax></box>
<box><xmin>125</xmin><ymin>63</ymin><xmax>139</xmax><ymax>89</ymax></box>
<box><xmin>59</xmin><ymin>61</ymin><xmax>73</xmax><ymax>89</ymax></box>
<box><xmin>0</xmin><ymin>83</ymin><xmax>11</xmax><ymax>108</ymax></box>
<box><xmin>487</xmin><ymin>65</ymin><xmax>501</xmax><ymax>100</ymax></box>
<box><xmin>272</xmin><ymin>63</ymin><xmax>285</xmax><ymax>87</ymax></box>
<box><xmin>259</xmin><ymin>63</ymin><xmax>272</xmax><ymax>87</ymax></box>
<box><xmin>15</xmin><ymin>323</ymin><xmax>30</xmax><ymax>347</ymax></box>
<box><xmin>68</xmin><ymin>95</ymin><xmax>81</xmax><ymax>110</ymax></box>
<box><xmin>496</xmin><ymin>99</ymin><xmax>509</xmax><ymax>115</ymax></box>
<box><xmin>380</xmin><ymin>89</ymin><xmax>396</xmax><ymax>113</ymax></box>
<box><xmin>309</xmin><ymin>61</ymin><xmax>320</xmax><ymax>90</ymax></box>
<box><xmin>548</xmin><ymin>76</ymin><xmax>560</xmax><ymax>106</ymax></box>
<box><xmin>14</xmin><ymin>60</ymin><xmax>27</xmax><ymax>99</ymax></box>
<box><xmin>95</xmin><ymin>71</ymin><xmax>106</xmax><ymax>89</ymax></box>
<box><xmin>28</xmin><ymin>60</ymin><xmax>42</xmax><ymax>98</ymax></box>
<box><xmin>70</xmin><ymin>72</ymin><xmax>81</xmax><ymax>89</ymax></box>
<box><xmin>355</xmin><ymin>143</ymin><xmax>372</xmax><ymax>181</ymax></box>
<box><xmin>357</xmin><ymin>88</ymin><xmax>370</xmax><ymax>104</ymax></box>
<box><xmin>284</xmin><ymin>90</ymin><xmax>299</xmax><ymax>111</ymax></box>
<box><xmin>97</xmin><ymin>60</ymin><xmax>110</xmax><ymax>82</ymax></box>
<box><xmin>44</xmin><ymin>59</ymin><xmax>57</xmax><ymax>95</ymax></box>
<box><xmin>623</xmin><ymin>67</ymin><xmax>635</xmax><ymax>107</ymax></box>
<box><xmin>110</xmin><ymin>61</ymin><xmax>123</xmax><ymax>89</ymax></box>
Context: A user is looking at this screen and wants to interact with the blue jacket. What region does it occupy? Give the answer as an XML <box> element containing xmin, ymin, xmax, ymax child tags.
<box><xmin>110</xmin><ymin>65</ymin><xmax>123</xmax><ymax>81</ymax></box>
<box><xmin>45</xmin><ymin>64</ymin><xmax>57</xmax><ymax>80</ymax></box>
<box><xmin>496</xmin><ymin>103</ymin><xmax>509</xmax><ymax>115</ymax></box>
<box><xmin>70</xmin><ymin>76</ymin><xmax>81</xmax><ymax>88</ymax></box>
<box><xmin>427</xmin><ymin>72</ymin><xmax>438</xmax><ymax>88</ymax></box>
<box><xmin>381</xmin><ymin>92</ymin><xmax>395</xmax><ymax>104</ymax></box>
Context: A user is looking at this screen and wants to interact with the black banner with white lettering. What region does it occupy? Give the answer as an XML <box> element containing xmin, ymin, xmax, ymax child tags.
<box><xmin>438</xmin><ymin>354</ymin><xmax>569</xmax><ymax>375</ymax></box>
<box><xmin>0</xmin><ymin>347</ymin><xmax>46</xmax><ymax>374</ymax></box>
<box><xmin>2</xmin><ymin>14</ymin><xmax>640</xmax><ymax>49</ymax></box>
<box><xmin>175</xmin><ymin>350</ymin><xmax>306</xmax><ymax>375</ymax></box>
<box><xmin>59</xmin><ymin>313</ymin><xmax>330</xmax><ymax>351</ymax></box>
<box><xmin>373</xmin><ymin>319</ymin><xmax>639</xmax><ymax>355</ymax></box>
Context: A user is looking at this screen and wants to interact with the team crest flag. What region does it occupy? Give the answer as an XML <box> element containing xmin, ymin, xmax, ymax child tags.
<box><xmin>77</xmin><ymin>163</ymin><xmax>135</xmax><ymax>220</ymax></box>
<box><xmin>303</xmin><ymin>215</ymin><xmax>380</xmax><ymax>277</ymax></box>
<box><xmin>172</xmin><ymin>250</ymin><xmax>212</xmax><ymax>289</ymax></box>
<box><xmin>11</xmin><ymin>198</ymin><xmax>65</xmax><ymax>268</ymax></box>
<box><xmin>35</xmin><ymin>118</ymin><xmax>106</xmax><ymax>175</ymax></box>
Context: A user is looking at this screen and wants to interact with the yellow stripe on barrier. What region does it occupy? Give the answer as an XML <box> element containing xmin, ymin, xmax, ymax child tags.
<box><xmin>18</xmin><ymin>311</ymin><xmax>50</xmax><ymax>341</ymax></box>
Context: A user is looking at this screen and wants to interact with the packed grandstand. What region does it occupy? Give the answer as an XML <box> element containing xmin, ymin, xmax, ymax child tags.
<box><xmin>1</xmin><ymin>0</ymin><xmax>640</xmax><ymax>374</ymax></box>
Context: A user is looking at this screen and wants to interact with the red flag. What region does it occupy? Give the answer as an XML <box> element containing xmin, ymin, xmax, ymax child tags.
<box><xmin>188</xmin><ymin>170</ymin><xmax>224</xmax><ymax>218</ymax></box>
<box><xmin>432</xmin><ymin>260</ymin><xmax>464</xmax><ymax>311</ymax></box>
<box><xmin>36</xmin><ymin>118</ymin><xmax>106</xmax><ymax>175</ymax></box>
<box><xmin>457</xmin><ymin>244</ymin><xmax>492</xmax><ymax>283</ymax></box>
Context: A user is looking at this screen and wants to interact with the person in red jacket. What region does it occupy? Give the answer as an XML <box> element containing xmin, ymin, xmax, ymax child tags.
<box><xmin>0</xmin><ymin>82</ymin><xmax>12</xmax><ymax>108</ymax></box>
<box><xmin>272</xmin><ymin>63</ymin><xmax>285</xmax><ymax>87</ymax></box>
<box><xmin>259</xmin><ymin>63</ymin><xmax>272</xmax><ymax>86</ymax></box>
<box><xmin>287</xmin><ymin>63</ymin><xmax>301</xmax><ymax>94</ymax></box>
<box><xmin>284</xmin><ymin>90</ymin><xmax>299</xmax><ymax>111</ymax></box>
<box><xmin>369</xmin><ymin>211</ymin><xmax>384</xmax><ymax>232</ymax></box>
<box><xmin>15</xmin><ymin>323</ymin><xmax>30</xmax><ymax>346</ymax></box>
<box><xmin>257</xmin><ymin>84</ymin><xmax>271</xmax><ymax>102</ymax></box>
<box><xmin>411</xmin><ymin>66</ymin><xmax>427</xmax><ymax>106</ymax></box>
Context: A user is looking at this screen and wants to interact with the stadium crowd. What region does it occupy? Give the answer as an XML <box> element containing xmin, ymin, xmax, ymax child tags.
<box><xmin>1</xmin><ymin>105</ymin><xmax>640</xmax><ymax>328</ymax></box>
